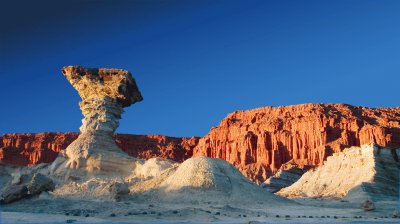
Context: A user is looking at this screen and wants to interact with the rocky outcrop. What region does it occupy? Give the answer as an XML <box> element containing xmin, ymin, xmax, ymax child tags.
<box><xmin>0</xmin><ymin>132</ymin><xmax>78</xmax><ymax>166</ymax></box>
<box><xmin>27</xmin><ymin>173</ymin><xmax>55</xmax><ymax>195</ymax></box>
<box><xmin>0</xmin><ymin>172</ymin><xmax>55</xmax><ymax>204</ymax></box>
<box><xmin>0</xmin><ymin>133</ymin><xmax>198</xmax><ymax>166</ymax></box>
<box><xmin>0</xmin><ymin>185</ymin><xmax>28</xmax><ymax>204</ymax></box>
<box><xmin>109</xmin><ymin>182</ymin><xmax>130</xmax><ymax>201</ymax></box>
<box><xmin>277</xmin><ymin>144</ymin><xmax>400</xmax><ymax>200</ymax></box>
<box><xmin>194</xmin><ymin>104</ymin><xmax>400</xmax><ymax>183</ymax></box>
<box><xmin>129</xmin><ymin>156</ymin><xmax>290</xmax><ymax>205</ymax></box>
<box><xmin>261</xmin><ymin>162</ymin><xmax>308</xmax><ymax>193</ymax></box>
<box><xmin>361</xmin><ymin>200</ymin><xmax>375</xmax><ymax>211</ymax></box>
<box><xmin>2</xmin><ymin>103</ymin><xmax>400</xmax><ymax>183</ymax></box>
<box><xmin>116</xmin><ymin>134</ymin><xmax>198</xmax><ymax>162</ymax></box>
<box><xmin>61</xmin><ymin>66</ymin><xmax>143</xmax><ymax>172</ymax></box>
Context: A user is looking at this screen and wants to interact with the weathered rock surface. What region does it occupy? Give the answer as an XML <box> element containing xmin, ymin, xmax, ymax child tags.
<box><xmin>194</xmin><ymin>104</ymin><xmax>400</xmax><ymax>183</ymax></box>
<box><xmin>361</xmin><ymin>200</ymin><xmax>376</xmax><ymax>211</ymax></box>
<box><xmin>109</xmin><ymin>182</ymin><xmax>130</xmax><ymax>201</ymax></box>
<box><xmin>61</xmin><ymin>66</ymin><xmax>143</xmax><ymax>173</ymax></box>
<box><xmin>0</xmin><ymin>172</ymin><xmax>55</xmax><ymax>204</ymax></box>
<box><xmin>27</xmin><ymin>173</ymin><xmax>55</xmax><ymax>195</ymax></box>
<box><xmin>261</xmin><ymin>162</ymin><xmax>307</xmax><ymax>193</ymax></box>
<box><xmin>2</xmin><ymin>103</ymin><xmax>400</xmax><ymax>184</ymax></box>
<box><xmin>0</xmin><ymin>133</ymin><xmax>78</xmax><ymax>166</ymax></box>
<box><xmin>0</xmin><ymin>133</ymin><xmax>198</xmax><ymax>166</ymax></box>
<box><xmin>0</xmin><ymin>184</ymin><xmax>28</xmax><ymax>204</ymax></box>
<box><xmin>277</xmin><ymin>144</ymin><xmax>400</xmax><ymax>201</ymax></box>
<box><xmin>130</xmin><ymin>156</ymin><xmax>290</xmax><ymax>204</ymax></box>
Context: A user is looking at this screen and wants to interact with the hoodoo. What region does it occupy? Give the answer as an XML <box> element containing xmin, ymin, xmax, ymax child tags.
<box><xmin>61</xmin><ymin>66</ymin><xmax>143</xmax><ymax>173</ymax></box>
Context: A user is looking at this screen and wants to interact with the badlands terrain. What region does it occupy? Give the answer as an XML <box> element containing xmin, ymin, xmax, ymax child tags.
<box><xmin>1</xmin><ymin>66</ymin><xmax>400</xmax><ymax>223</ymax></box>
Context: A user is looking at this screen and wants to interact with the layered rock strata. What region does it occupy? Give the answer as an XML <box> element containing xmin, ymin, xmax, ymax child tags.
<box><xmin>277</xmin><ymin>144</ymin><xmax>400</xmax><ymax>201</ymax></box>
<box><xmin>129</xmin><ymin>157</ymin><xmax>290</xmax><ymax>204</ymax></box>
<box><xmin>0</xmin><ymin>133</ymin><xmax>198</xmax><ymax>166</ymax></box>
<box><xmin>61</xmin><ymin>66</ymin><xmax>143</xmax><ymax>172</ymax></box>
<box><xmin>2</xmin><ymin>103</ymin><xmax>400</xmax><ymax>183</ymax></box>
<box><xmin>261</xmin><ymin>162</ymin><xmax>307</xmax><ymax>193</ymax></box>
<box><xmin>194</xmin><ymin>104</ymin><xmax>400</xmax><ymax>183</ymax></box>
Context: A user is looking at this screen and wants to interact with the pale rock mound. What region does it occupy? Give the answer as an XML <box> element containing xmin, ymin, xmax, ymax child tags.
<box><xmin>130</xmin><ymin>156</ymin><xmax>290</xmax><ymax>204</ymax></box>
<box><xmin>51</xmin><ymin>158</ymin><xmax>175</xmax><ymax>200</ymax></box>
<box><xmin>60</xmin><ymin>66</ymin><xmax>143</xmax><ymax>174</ymax></box>
<box><xmin>261</xmin><ymin>162</ymin><xmax>306</xmax><ymax>193</ymax></box>
<box><xmin>278</xmin><ymin>144</ymin><xmax>400</xmax><ymax>202</ymax></box>
<box><xmin>52</xmin><ymin>177</ymin><xmax>124</xmax><ymax>199</ymax></box>
<box><xmin>127</xmin><ymin>157</ymin><xmax>177</xmax><ymax>181</ymax></box>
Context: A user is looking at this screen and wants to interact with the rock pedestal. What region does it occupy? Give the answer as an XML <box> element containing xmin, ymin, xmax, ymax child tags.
<box><xmin>61</xmin><ymin>66</ymin><xmax>143</xmax><ymax>173</ymax></box>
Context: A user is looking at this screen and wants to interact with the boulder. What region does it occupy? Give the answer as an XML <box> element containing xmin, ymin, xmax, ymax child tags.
<box><xmin>361</xmin><ymin>199</ymin><xmax>375</xmax><ymax>211</ymax></box>
<box><xmin>27</xmin><ymin>173</ymin><xmax>55</xmax><ymax>195</ymax></box>
<box><xmin>0</xmin><ymin>184</ymin><xmax>28</xmax><ymax>204</ymax></box>
<box><xmin>109</xmin><ymin>182</ymin><xmax>130</xmax><ymax>201</ymax></box>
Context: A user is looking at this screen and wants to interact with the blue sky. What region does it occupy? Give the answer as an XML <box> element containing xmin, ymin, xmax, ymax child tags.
<box><xmin>1</xmin><ymin>0</ymin><xmax>399</xmax><ymax>137</ymax></box>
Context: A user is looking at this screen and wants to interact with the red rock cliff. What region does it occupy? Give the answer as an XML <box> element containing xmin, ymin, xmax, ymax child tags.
<box><xmin>2</xmin><ymin>104</ymin><xmax>400</xmax><ymax>184</ymax></box>
<box><xmin>0</xmin><ymin>133</ymin><xmax>198</xmax><ymax>166</ymax></box>
<box><xmin>193</xmin><ymin>104</ymin><xmax>400</xmax><ymax>183</ymax></box>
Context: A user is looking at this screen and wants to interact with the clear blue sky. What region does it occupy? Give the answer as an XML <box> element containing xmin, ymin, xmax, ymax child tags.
<box><xmin>1</xmin><ymin>0</ymin><xmax>399</xmax><ymax>137</ymax></box>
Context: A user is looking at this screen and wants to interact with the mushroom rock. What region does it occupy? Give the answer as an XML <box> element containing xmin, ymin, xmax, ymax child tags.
<box><xmin>61</xmin><ymin>66</ymin><xmax>143</xmax><ymax>173</ymax></box>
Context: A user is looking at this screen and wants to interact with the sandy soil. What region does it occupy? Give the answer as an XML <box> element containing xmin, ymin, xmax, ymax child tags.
<box><xmin>1</xmin><ymin>195</ymin><xmax>399</xmax><ymax>223</ymax></box>
<box><xmin>1</xmin><ymin>152</ymin><xmax>399</xmax><ymax>223</ymax></box>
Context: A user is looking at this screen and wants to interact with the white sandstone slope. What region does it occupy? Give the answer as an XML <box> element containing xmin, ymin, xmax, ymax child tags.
<box><xmin>51</xmin><ymin>158</ymin><xmax>175</xmax><ymax>199</ymax></box>
<box><xmin>130</xmin><ymin>156</ymin><xmax>291</xmax><ymax>204</ymax></box>
<box><xmin>278</xmin><ymin>144</ymin><xmax>400</xmax><ymax>201</ymax></box>
<box><xmin>261</xmin><ymin>163</ymin><xmax>305</xmax><ymax>193</ymax></box>
<box><xmin>127</xmin><ymin>157</ymin><xmax>177</xmax><ymax>181</ymax></box>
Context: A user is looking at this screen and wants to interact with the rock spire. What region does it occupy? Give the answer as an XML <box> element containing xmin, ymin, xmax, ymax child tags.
<box><xmin>61</xmin><ymin>66</ymin><xmax>143</xmax><ymax>172</ymax></box>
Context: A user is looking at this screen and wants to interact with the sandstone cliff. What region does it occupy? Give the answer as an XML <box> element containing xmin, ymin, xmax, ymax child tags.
<box><xmin>193</xmin><ymin>104</ymin><xmax>400</xmax><ymax>183</ymax></box>
<box><xmin>2</xmin><ymin>103</ymin><xmax>400</xmax><ymax>183</ymax></box>
<box><xmin>0</xmin><ymin>133</ymin><xmax>198</xmax><ymax>166</ymax></box>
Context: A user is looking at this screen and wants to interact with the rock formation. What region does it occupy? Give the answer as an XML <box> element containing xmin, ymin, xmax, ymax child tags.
<box><xmin>261</xmin><ymin>162</ymin><xmax>307</xmax><ymax>193</ymax></box>
<box><xmin>129</xmin><ymin>156</ymin><xmax>291</xmax><ymax>204</ymax></box>
<box><xmin>0</xmin><ymin>133</ymin><xmax>198</xmax><ymax>166</ymax></box>
<box><xmin>277</xmin><ymin>144</ymin><xmax>400</xmax><ymax>201</ymax></box>
<box><xmin>194</xmin><ymin>104</ymin><xmax>400</xmax><ymax>183</ymax></box>
<box><xmin>0</xmin><ymin>172</ymin><xmax>55</xmax><ymax>204</ymax></box>
<box><xmin>361</xmin><ymin>200</ymin><xmax>376</xmax><ymax>211</ymax></box>
<box><xmin>0</xmin><ymin>133</ymin><xmax>79</xmax><ymax>166</ymax></box>
<box><xmin>61</xmin><ymin>66</ymin><xmax>143</xmax><ymax>172</ymax></box>
<box><xmin>2</xmin><ymin>103</ymin><xmax>400</xmax><ymax>183</ymax></box>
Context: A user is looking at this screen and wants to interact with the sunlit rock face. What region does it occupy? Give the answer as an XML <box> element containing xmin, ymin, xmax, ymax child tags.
<box><xmin>194</xmin><ymin>104</ymin><xmax>400</xmax><ymax>183</ymax></box>
<box><xmin>61</xmin><ymin>66</ymin><xmax>143</xmax><ymax>173</ymax></box>
<box><xmin>277</xmin><ymin>144</ymin><xmax>400</xmax><ymax>201</ymax></box>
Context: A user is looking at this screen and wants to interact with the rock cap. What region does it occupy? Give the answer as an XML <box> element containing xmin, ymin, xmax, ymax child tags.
<box><xmin>62</xmin><ymin>65</ymin><xmax>143</xmax><ymax>107</ymax></box>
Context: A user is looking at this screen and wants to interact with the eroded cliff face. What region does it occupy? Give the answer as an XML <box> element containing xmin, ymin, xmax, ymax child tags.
<box><xmin>193</xmin><ymin>104</ymin><xmax>400</xmax><ymax>183</ymax></box>
<box><xmin>0</xmin><ymin>133</ymin><xmax>198</xmax><ymax>166</ymax></box>
<box><xmin>0</xmin><ymin>133</ymin><xmax>78</xmax><ymax>166</ymax></box>
<box><xmin>2</xmin><ymin>104</ymin><xmax>400</xmax><ymax>183</ymax></box>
